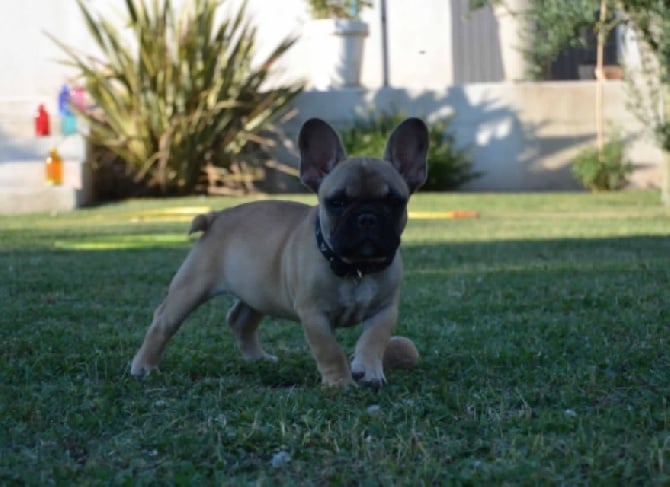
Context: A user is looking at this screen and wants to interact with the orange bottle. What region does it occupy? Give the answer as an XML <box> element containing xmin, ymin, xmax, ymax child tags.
<box><xmin>45</xmin><ymin>148</ymin><xmax>63</xmax><ymax>185</ymax></box>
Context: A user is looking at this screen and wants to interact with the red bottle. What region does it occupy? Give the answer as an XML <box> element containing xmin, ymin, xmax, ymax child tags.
<box><xmin>34</xmin><ymin>104</ymin><xmax>50</xmax><ymax>136</ymax></box>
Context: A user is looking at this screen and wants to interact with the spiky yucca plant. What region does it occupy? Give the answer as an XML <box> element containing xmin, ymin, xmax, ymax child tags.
<box><xmin>50</xmin><ymin>0</ymin><xmax>302</xmax><ymax>194</ymax></box>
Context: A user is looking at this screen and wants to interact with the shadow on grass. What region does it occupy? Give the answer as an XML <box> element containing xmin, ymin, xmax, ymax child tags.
<box><xmin>2</xmin><ymin>233</ymin><xmax>668</xmax><ymax>385</ymax></box>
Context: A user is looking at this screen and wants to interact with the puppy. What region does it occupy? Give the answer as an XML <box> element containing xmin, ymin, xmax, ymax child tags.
<box><xmin>131</xmin><ymin>117</ymin><xmax>428</xmax><ymax>387</ymax></box>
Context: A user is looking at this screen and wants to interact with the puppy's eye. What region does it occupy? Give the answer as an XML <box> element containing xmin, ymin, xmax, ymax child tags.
<box><xmin>327</xmin><ymin>194</ymin><xmax>348</xmax><ymax>209</ymax></box>
<box><xmin>386</xmin><ymin>192</ymin><xmax>407</xmax><ymax>207</ymax></box>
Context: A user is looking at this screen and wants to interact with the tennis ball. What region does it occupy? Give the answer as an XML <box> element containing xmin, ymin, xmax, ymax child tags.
<box><xmin>383</xmin><ymin>336</ymin><xmax>420</xmax><ymax>370</ymax></box>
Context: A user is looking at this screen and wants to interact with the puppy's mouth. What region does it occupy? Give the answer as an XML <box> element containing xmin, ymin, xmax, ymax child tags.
<box><xmin>333</xmin><ymin>234</ymin><xmax>400</xmax><ymax>263</ymax></box>
<box><xmin>340</xmin><ymin>240</ymin><xmax>390</xmax><ymax>263</ymax></box>
<box><xmin>326</xmin><ymin>208</ymin><xmax>402</xmax><ymax>263</ymax></box>
<box><xmin>315</xmin><ymin>213</ymin><xmax>400</xmax><ymax>277</ymax></box>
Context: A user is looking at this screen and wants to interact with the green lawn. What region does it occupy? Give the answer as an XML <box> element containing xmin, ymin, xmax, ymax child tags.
<box><xmin>1</xmin><ymin>191</ymin><xmax>669</xmax><ymax>485</ymax></box>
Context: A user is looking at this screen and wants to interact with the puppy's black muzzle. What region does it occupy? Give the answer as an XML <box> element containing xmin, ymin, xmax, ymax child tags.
<box><xmin>330</xmin><ymin>206</ymin><xmax>401</xmax><ymax>262</ymax></box>
<box><xmin>357</xmin><ymin>212</ymin><xmax>379</xmax><ymax>231</ymax></box>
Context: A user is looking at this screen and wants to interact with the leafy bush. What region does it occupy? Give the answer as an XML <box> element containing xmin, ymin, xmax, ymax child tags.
<box><xmin>571</xmin><ymin>135</ymin><xmax>633</xmax><ymax>191</ymax></box>
<box><xmin>50</xmin><ymin>0</ymin><xmax>302</xmax><ymax>195</ymax></box>
<box><xmin>339</xmin><ymin>112</ymin><xmax>479</xmax><ymax>191</ymax></box>
<box><xmin>306</xmin><ymin>0</ymin><xmax>372</xmax><ymax>19</ymax></box>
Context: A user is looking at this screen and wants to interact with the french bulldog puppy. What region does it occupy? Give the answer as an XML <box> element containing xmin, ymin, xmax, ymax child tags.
<box><xmin>131</xmin><ymin>117</ymin><xmax>428</xmax><ymax>387</ymax></box>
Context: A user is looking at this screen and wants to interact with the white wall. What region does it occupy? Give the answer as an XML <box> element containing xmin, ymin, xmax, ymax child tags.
<box><xmin>0</xmin><ymin>1</ymin><xmax>125</xmax><ymax>100</ymax></box>
<box><xmin>0</xmin><ymin>0</ymin><xmax>123</xmax><ymax>135</ymax></box>
<box><xmin>0</xmin><ymin>0</ymin><xmax>458</xmax><ymax>105</ymax></box>
<box><xmin>383</xmin><ymin>1</ymin><xmax>454</xmax><ymax>88</ymax></box>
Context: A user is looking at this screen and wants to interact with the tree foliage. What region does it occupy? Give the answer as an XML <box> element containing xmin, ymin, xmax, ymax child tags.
<box><xmin>471</xmin><ymin>0</ymin><xmax>618</xmax><ymax>80</ymax></box>
<box><xmin>305</xmin><ymin>0</ymin><xmax>372</xmax><ymax>19</ymax></box>
<box><xmin>619</xmin><ymin>0</ymin><xmax>670</xmax><ymax>151</ymax></box>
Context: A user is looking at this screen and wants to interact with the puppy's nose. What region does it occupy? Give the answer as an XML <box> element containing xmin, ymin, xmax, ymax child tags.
<box><xmin>357</xmin><ymin>212</ymin><xmax>378</xmax><ymax>229</ymax></box>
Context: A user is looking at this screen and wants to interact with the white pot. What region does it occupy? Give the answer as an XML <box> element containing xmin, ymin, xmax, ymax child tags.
<box><xmin>305</xmin><ymin>19</ymin><xmax>369</xmax><ymax>90</ymax></box>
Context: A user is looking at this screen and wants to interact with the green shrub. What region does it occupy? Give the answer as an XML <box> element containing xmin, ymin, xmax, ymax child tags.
<box><xmin>306</xmin><ymin>0</ymin><xmax>372</xmax><ymax>19</ymax></box>
<box><xmin>50</xmin><ymin>0</ymin><xmax>302</xmax><ymax>196</ymax></box>
<box><xmin>339</xmin><ymin>112</ymin><xmax>479</xmax><ymax>191</ymax></box>
<box><xmin>571</xmin><ymin>135</ymin><xmax>633</xmax><ymax>191</ymax></box>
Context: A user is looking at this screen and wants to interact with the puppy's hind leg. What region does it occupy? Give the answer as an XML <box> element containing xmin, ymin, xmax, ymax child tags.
<box><xmin>227</xmin><ymin>300</ymin><xmax>277</xmax><ymax>361</ymax></box>
<box><xmin>131</xmin><ymin>252</ymin><xmax>212</xmax><ymax>377</ymax></box>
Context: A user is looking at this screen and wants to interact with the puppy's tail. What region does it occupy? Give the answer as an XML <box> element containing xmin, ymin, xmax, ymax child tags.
<box><xmin>189</xmin><ymin>212</ymin><xmax>216</xmax><ymax>235</ymax></box>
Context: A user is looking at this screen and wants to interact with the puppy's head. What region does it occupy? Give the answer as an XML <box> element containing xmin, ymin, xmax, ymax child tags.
<box><xmin>299</xmin><ymin>117</ymin><xmax>428</xmax><ymax>266</ymax></box>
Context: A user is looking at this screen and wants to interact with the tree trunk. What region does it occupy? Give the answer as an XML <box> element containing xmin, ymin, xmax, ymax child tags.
<box><xmin>595</xmin><ymin>0</ymin><xmax>607</xmax><ymax>155</ymax></box>
<box><xmin>663</xmin><ymin>85</ymin><xmax>670</xmax><ymax>205</ymax></box>
<box><xmin>663</xmin><ymin>154</ymin><xmax>670</xmax><ymax>204</ymax></box>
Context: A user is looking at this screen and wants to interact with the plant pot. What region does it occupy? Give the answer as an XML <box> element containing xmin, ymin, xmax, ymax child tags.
<box><xmin>305</xmin><ymin>19</ymin><xmax>369</xmax><ymax>90</ymax></box>
<box><xmin>578</xmin><ymin>64</ymin><xmax>596</xmax><ymax>80</ymax></box>
<box><xmin>602</xmin><ymin>65</ymin><xmax>623</xmax><ymax>80</ymax></box>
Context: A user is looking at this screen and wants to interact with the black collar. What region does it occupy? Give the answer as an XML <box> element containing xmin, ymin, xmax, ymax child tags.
<box><xmin>315</xmin><ymin>215</ymin><xmax>395</xmax><ymax>278</ymax></box>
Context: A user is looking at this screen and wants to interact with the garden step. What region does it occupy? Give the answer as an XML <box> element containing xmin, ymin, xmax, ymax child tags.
<box><xmin>0</xmin><ymin>134</ymin><xmax>92</xmax><ymax>214</ymax></box>
<box><xmin>0</xmin><ymin>159</ymin><xmax>90</xmax><ymax>188</ymax></box>
<box><xmin>0</xmin><ymin>135</ymin><xmax>86</xmax><ymax>165</ymax></box>
<box><xmin>0</xmin><ymin>185</ymin><xmax>87</xmax><ymax>214</ymax></box>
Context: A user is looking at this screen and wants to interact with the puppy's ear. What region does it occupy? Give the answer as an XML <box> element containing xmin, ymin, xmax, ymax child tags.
<box><xmin>383</xmin><ymin>117</ymin><xmax>429</xmax><ymax>193</ymax></box>
<box><xmin>299</xmin><ymin>118</ymin><xmax>347</xmax><ymax>192</ymax></box>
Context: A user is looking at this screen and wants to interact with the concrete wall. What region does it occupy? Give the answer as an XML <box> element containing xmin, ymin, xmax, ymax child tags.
<box><xmin>270</xmin><ymin>82</ymin><xmax>662</xmax><ymax>192</ymax></box>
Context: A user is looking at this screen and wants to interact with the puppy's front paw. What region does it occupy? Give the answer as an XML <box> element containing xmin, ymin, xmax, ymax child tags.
<box><xmin>240</xmin><ymin>350</ymin><xmax>278</xmax><ymax>362</ymax></box>
<box><xmin>321</xmin><ymin>374</ymin><xmax>354</xmax><ymax>387</ymax></box>
<box><xmin>130</xmin><ymin>353</ymin><xmax>158</xmax><ymax>378</ymax></box>
<box><xmin>320</xmin><ymin>367</ymin><xmax>355</xmax><ymax>387</ymax></box>
<box><xmin>351</xmin><ymin>356</ymin><xmax>386</xmax><ymax>388</ymax></box>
